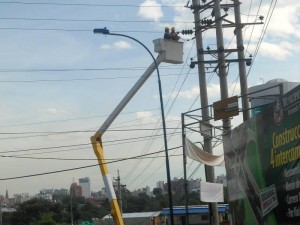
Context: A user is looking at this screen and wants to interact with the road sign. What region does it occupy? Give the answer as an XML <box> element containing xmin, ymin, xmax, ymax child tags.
<box><xmin>213</xmin><ymin>96</ymin><xmax>239</xmax><ymax>121</ymax></box>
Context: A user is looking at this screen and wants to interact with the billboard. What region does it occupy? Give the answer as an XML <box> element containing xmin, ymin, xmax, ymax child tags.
<box><xmin>223</xmin><ymin>85</ymin><xmax>300</xmax><ymax>225</ymax></box>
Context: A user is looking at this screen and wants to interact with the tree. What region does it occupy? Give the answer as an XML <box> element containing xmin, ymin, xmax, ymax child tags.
<box><xmin>9</xmin><ymin>199</ymin><xmax>69</xmax><ymax>225</ymax></box>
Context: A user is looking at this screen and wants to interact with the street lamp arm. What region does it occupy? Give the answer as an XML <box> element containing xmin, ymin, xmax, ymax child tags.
<box><xmin>93</xmin><ymin>27</ymin><xmax>175</xmax><ymax>225</ymax></box>
<box><xmin>94</xmin><ymin>28</ymin><xmax>159</xmax><ymax>79</ymax></box>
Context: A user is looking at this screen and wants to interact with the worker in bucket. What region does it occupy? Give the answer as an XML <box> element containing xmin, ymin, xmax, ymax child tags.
<box><xmin>164</xmin><ymin>27</ymin><xmax>172</xmax><ymax>39</ymax></box>
<box><xmin>170</xmin><ymin>27</ymin><xmax>180</xmax><ymax>41</ymax></box>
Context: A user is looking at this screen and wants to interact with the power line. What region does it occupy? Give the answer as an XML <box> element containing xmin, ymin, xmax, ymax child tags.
<box><xmin>0</xmin><ymin>147</ymin><xmax>181</xmax><ymax>161</ymax></box>
<box><xmin>0</xmin><ymin>27</ymin><xmax>162</xmax><ymax>33</ymax></box>
<box><xmin>0</xmin><ymin>108</ymin><xmax>160</xmax><ymax>128</ymax></box>
<box><xmin>0</xmin><ymin>132</ymin><xmax>182</xmax><ymax>155</ymax></box>
<box><xmin>0</xmin><ymin>73</ymin><xmax>196</xmax><ymax>83</ymax></box>
<box><xmin>0</xmin><ymin>129</ymin><xmax>181</xmax><ymax>141</ymax></box>
<box><xmin>0</xmin><ymin>66</ymin><xmax>183</xmax><ymax>73</ymax></box>
<box><xmin>0</xmin><ymin>2</ymin><xmax>182</xmax><ymax>8</ymax></box>
<box><xmin>0</xmin><ymin>146</ymin><xmax>181</xmax><ymax>181</ymax></box>
<box><xmin>0</xmin><ymin>127</ymin><xmax>179</xmax><ymax>135</ymax></box>
<box><xmin>0</xmin><ymin>17</ymin><xmax>192</xmax><ymax>24</ymax></box>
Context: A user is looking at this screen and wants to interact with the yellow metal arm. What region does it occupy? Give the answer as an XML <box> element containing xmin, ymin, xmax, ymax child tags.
<box><xmin>91</xmin><ymin>132</ymin><xmax>124</xmax><ymax>225</ymax></box>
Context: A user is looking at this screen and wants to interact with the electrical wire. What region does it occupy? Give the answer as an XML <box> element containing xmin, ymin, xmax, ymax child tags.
<box><xmin>123</xmin><ymin>39</ymin><xmax>196</xmax><ymax>183</ymax></box>
<box><xmin>0</xmin><ymin>146</ymin><xmax>182</xmax><ymax>181</ymax></box>
<box><xmin>0</xmin><ymin>146</ymin><xmax>181</xmax><ymax>161</ymax></box>
<box><xmin>247</xmin><ymin>0</ymin><xmax>278</xmax><ymax>77</ymax></box>
<box><xmin>0</xmin><ymin>2</ymin><xmax>183</xmax><ymax>8</ymax></box>
<box><xmin>0</xmin><ymin>66</ymin><xmax>184</xmax><ymax>73</ymax></box>
<box><xmin>0</xmin><ymin>27</ymin><xmax>162</xmax><ymax>33</ymax></box>
<box><xmin>0</xmin><ymin>17</ymin><xmax>192</xmax><ymax>24</ymax></box>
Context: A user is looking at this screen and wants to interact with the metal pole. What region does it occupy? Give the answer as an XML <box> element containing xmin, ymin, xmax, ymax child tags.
<box><xmin>181</xmin><ymin>113</ymin><xmax>189</xmax><ymax>225</ymax></box>
<box><xmin>214</xmin><ymin>1</ymin><xmax>231</xmax><ymax>224</ymax></box>
<box><xmin>233</xmin><ymin>0</ymin><xmax>250</xmax><ymax>121</ymax></box>
<box><xmin>70</xmin><ymin>191</ymin><xmax>73</xmax><ymax>225</ymax></box>
<box><xmin>192</xmin><ymin>1</ymin><xmax>218</xmax><ymax>225</ymax></box>
<box><xmin>0</xmin><ymin>203</ymin><xmax>2</xmax><ymax>225</ymax></box>
<box><xmin>93</xmin><ymin>30</ymin><xmax>174</xmax><ymax>225</ymax></box>
<box><xmin>116</xmin><ymin>170</ymin><xmax>123</xmax><ymax>214</ymax></box>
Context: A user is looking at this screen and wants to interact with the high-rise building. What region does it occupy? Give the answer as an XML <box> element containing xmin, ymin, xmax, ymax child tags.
<box><xmin>70</xmin><ymin>181</ymin><xmax>82</xmax><ymax>197</ymax></box>
<box><xmin>156</xmin><ymin>181</ymin><xmax>165</xmax><ymax>190</ymax></box>
<box><xmin>79</xmin><ymin>177</ymin><xmax>91</xmax><ymax>198</ymax></box>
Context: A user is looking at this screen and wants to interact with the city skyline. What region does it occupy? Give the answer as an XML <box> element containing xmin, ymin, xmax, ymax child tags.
<box><xmin>0</xmin><ymin>175</ymin><xmax>227</xmax><ymax>198</ymax></box>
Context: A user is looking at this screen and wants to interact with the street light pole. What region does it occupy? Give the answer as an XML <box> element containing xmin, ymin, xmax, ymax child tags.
<box><xmin>94</xmin><ymin>27</ymin><xmax>174</xmax><ymax>225</ymax></box>
<box><xmin>70</xmin><ymin>191</ymin><xmax>73</xmax><ymax>225</ymax></box>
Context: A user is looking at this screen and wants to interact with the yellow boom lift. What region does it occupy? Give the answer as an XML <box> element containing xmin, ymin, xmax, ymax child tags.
<box><xmin>90</xmin><ymin>38</ymin><xmax>183</xmax><ymax>225</ymax></box>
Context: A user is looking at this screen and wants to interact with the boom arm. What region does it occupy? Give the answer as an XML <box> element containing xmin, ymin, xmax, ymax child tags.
<box><xmin>91</xmin><ymin>57</ymin><xmax>162</xmax><ymax>225</ymax></box>
<box><xmin>99</xmin><ymin>57</ymin><xmax>162</xmax><ymax>134</ymax></box>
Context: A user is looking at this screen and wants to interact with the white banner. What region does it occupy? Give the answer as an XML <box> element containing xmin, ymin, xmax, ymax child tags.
<box><xmin>200</xmin><ymin>181</ymin><xmax>224</xmax><ymax>203</ymax></box>
<box><xmin>185</xmin><ymin>138</ymin><xmax>224</xmax><ymax>166</ymax></box>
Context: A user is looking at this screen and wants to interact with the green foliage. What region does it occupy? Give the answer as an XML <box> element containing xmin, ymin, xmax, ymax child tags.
<box><xmin>7</xmin><ymin>197</ymin><xmax>94</xmax><ymax>225</ymax></box>
<box><xmin>32</xmin><ymin>212</ymin><xmax>56</xmax><ymax>225</ymax></box>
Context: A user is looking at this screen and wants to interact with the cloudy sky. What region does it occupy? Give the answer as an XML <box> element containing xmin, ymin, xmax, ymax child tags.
<box><xmin>0</xmin><ymin>0</ymin><xmax>299</xmax><ymax>196</ymax></box>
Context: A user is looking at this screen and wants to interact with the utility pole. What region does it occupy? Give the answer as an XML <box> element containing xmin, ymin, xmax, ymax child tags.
<box><xmin>70</xmin><ymin>191</ymin><xmax>74</xmax><ymax>225</ymax></box>
<box><xmin>184</xmin><ymin>1</ymin><xmax>263</xmax><ymax>225</ymax></box>
<box><xmin>114</xmin><ymin>170</ymin><xmax>125</xmax><ymax>214</ymax></box>
<box><xmin>233</xmin><ymin>0</ymin><xmax>250</xmax><ymax>121</ymax></box>
<box><xmin>0</xmin><ymin>202</ymin><xmax>2</xmax><ymax>225</ymax></box>
<box><xmin>192</xmin><ymin>1</ymin><xmax>219</xmax><ymax>225</ymax></box>
<box><xmin>213</xmin><ymin>1</ymin><xmax>232</xmax><ymax>130</ymax></box>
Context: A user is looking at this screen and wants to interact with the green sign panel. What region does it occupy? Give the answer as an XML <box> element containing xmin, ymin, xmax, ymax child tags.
<box><xmin>224</xmin><ymin>85</ymin><xmax>300</xmax><ymax>225</ymax></box>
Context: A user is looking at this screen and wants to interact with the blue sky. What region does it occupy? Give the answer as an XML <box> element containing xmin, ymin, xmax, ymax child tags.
<box><xmin>0</xmin><ymin>0</ymin><xmax>299</xmax><ymax>196</ymax></box>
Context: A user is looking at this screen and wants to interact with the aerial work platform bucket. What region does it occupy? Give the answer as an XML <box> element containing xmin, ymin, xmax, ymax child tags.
<box><xmin>153</xmin><ymin>38</ymin><xmax>184</xmax><ymax>64</ymax></box>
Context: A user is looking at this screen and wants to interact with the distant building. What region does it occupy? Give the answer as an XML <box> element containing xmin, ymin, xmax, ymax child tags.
<box><xmin>156</xmin><ymin>181</ymin><xmax>165</xmax><ymax>190</ymax></box>
<box><xmin>36</xmin><ymin>189</ymin><xmax>54</xmax><ymax>200</ymax></box>
<box><xmin>5</xmin><ymin>189</ymin><xmax>9</xmax><ymax>203</ymax></box>
<box><xmin>70</xmin><ymin>181</ymin><xmax>82</xmax><ymax>197</ymax></box>
<box><xmin>53</xmin><ymin>188</ymin><xmax>69</xmax><ymax>196</ymax></box>
<box><xmin>13</xmin><ymin>193</ymin><xmax>31</xmax><ymax>204</ymax></box>
<box><xmin>248</xmin><ymin>79</ymin><xmax>300</xmax><ymax>116</ymax></box>
<box><xmin>79</xmin><ymin>177</ymin><xmax>91</xmax><ymax>198</ymax></box>
<box><xmin>131</xmin><ymin>186</ymin><xmax>151</xmax><ymax>197</ymax></box>
<box><xmin>170</xmin><ymin>178</ymin><xmax>185</xmax><ymax>197</ymax></box>
<box><xmin>216</xmin><ymin>174</ymin><xmax>227</xmax><ymax>187</ymax></box>
<box><xmin>161</xmin><ymin>205</ymin><xmax>229</xmax><ymax>225</ymax></box>
<box><xmin>35</xmin><ymin>193</ymin><xmax>52</xmax><ymax>201</ymax></box>
<box><xmin>102</xmin><ymin>211</ymin><xmax>161</xmax><ymax>225</ymax></box>
<box><xmin>188</xmin><ymin>178</ymin><xmax>201</xmax><ymax>193</ymax></box>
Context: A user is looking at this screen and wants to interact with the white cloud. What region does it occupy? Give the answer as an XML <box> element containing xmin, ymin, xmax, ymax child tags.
<box><xmin>100</xmin><ymin>44</ymin><xmax>111</xmax><ymax>49</ymax></box>
<box><xmin>243</xmin><ymin>1</ymin><xmax>300</xmax><ymax>61</ymax></box>
<box><xmin>136</xmin><ymin>111</ymin><xmax>153</xmax><ymax>118</ymax></box>
<box><xmin>263</xmin><ymin>2</ymin><xmax>300</xmax><ymax>39</ymax></box>
<box><xmin>113</xmin><ymin>41</ymin><xmax>132</xmax><ymax>49</ymax></box>
<box><xmin>173</xmin><ymin>84</ymin><xmax>219</xmax><ymax>99</ymax></box>
<box><xmin>100</xmin><ymin>41</ymin><xmax>132</xmax><ymax>50</ymax></box>
<box><xmin>177</xmin><ymin>86</ymin><xmax>199</xmax><ymax>99</ymax></box>
<box><xmin>138</xmin><ymin>0</ymin><xmax>163</xmax><ymax>21</ymax></box>
<box><xmin>171</xmin><ymin>83</ymin><xmax>241</xmax><ymax>100</ymax></box>
<box><xmin>248</xmin><ymin>41</ymin><xmax>299</xmax><ymax>60</ymax></box>
<box><xmin>136</xmin><ymin>111</ymin><xmax>157</xmax><ymax>123</ymax></box>
<box><xmin>39</xmin><ymin>108</ymin><xmax>67</xmax><ymax>114</ymax></box>
<box><xmin>166</xmin><ymin>115</ymin><xmax>181</xmax><ymax>122</ymax></box>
